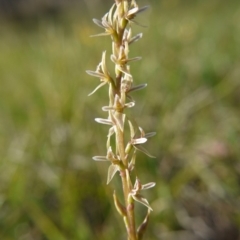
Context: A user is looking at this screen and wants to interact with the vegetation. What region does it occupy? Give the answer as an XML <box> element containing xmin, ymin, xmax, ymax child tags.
<box><xmin>0</xmin><ymin>0</ymin><xmax>239</xmax><ymax>239</ymax></box>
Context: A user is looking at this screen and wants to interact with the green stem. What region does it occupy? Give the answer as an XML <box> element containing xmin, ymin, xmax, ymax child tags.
<box><xmin>116</xmin><ymin>126</ymin><xmax>137</xmax><ymax>240</ymax></box>
<box><xmin>120</xmin><ymin>169</ymin><xmax>137</xmax><ymax>240</ymax></box>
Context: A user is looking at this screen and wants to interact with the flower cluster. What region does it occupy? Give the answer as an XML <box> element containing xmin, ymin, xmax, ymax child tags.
<box><xmin>87</xmin><ymin>1</ymin><xmax>155</xmax><ymax>239</ymax></box>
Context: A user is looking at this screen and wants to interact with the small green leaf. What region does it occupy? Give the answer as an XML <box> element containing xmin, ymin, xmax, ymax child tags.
<box><xmin>107</xmin><ymin>164</ymin><xmax>119</xmax><ymax>184</ymax></box>
<box><xmin>113</xmin><ymin>191</ymin><xmax>126</xmax><ymax>216</ymax></box>
<box><xmin>137</xmin><ymin>209</ymin><xmax>151</xmax><ymax>240</ymax></box>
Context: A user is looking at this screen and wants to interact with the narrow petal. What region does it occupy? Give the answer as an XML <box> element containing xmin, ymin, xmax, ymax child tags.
<box><xmin>102</xmin><ymin>18</ymin><xmax>112</xmax><ymax>29</ymax></box>
<box><xmin>139</xmin><ymin>127</ymin><xmax>145</xmax><ymax>138</ymax></box>
<box><xmin>107</xmin><ymin>126</ymin><xmax>115</xmax><ymax>137</ymax></box>
<box><xmin>95</xmin><ymin>118</ymin><xmax>113</xmax><ymax>125</ymax></box>
<box><xmin>126</xmin><ymin>56</ymin><xmax>142</xmax><ymax>63</ymax></box>
<box><xmin>108</xmin><ymin>4</ymin><xmax>116</xmax><ymax>26</ymax></box>
<box><xmin>134</xmin><ymin>5</ymin><xmax>149</xmax><ymax>15</ymax></box>
<box><xmin>127</xmin><ymin>27</ymin><xmax>132</xmax><ymax>41</ymax></box>
<box><xmin>86</xmin><ymin>70</ymin><xmax>105</xmax><ymax>79</ymax></box>
<box><xmin>92</xmin><ymin>18</ymin><xmax>104</xmax><ymax>28</ymax></box>
<box><xmin>129</xmin><ymin>33</ymin><xmax>143</xmax><ymax>45</ymax></box>
<box><xmin>110</xmin><ymin>54</ymin><xmax>117</xmax><ymax>64</ymax></box>
<box><xmin>92</xmin><ymin>156</ymin><xmax>108</xmax><ymax>161</ymax></box>
<box><xmin>88</xmin><ymin>82</ymin><xmax>107</xmax><ymax>96</ymax></box>
<box><xmin>128</xmin><ymin>83</ymin><xmax>147</xmax><ymax>93</ymax></box>
<box><xmin>134</xmin><ymin>145</ymin><xmax>155</xmax><ymax>158</ymax></box>
<box><xmin>102</xmin><ymin>106</ymin><xmax>115</xmax><ymax>111</ymax></box>
<box><xmin>128</xmin><ymin>120</ymin><xmax>135</xmax><ymax>138</ymax></box>
<box><xmin>142</xmin><ymin>182</ymin><xmax>156</xmax><ymax>190</ymax></box>
<box><xmin>133</xmin><ymin>177</ymin><xmax>142</xmax><ymax>192</ymax></box>
<box><xmin>90</xmin><ymin>32</ymin><xmax>111</xmax><ymax>37</ymax></box>
<box><xmin>145</xmin><ymin>132</ymin><xmax>156</xmax><ymax>138</ymax></box>
<box><xmin>132</xmin><ymin>137</ymin><xmax>147</xmax><ymax>145</ymax></box>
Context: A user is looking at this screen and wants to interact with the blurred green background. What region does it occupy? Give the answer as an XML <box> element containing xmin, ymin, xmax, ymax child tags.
<box><xmin>0</xmin><ymin>0</ymin><xmax>240</xmax><ymax>239</ymax></box>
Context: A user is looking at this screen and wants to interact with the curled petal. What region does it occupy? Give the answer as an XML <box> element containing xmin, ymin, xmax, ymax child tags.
<box><xmin>135</xmin><ymin>5</ymin><xmax>149</xmax><ymax>15</ymax></box>
<box><xmin>95</xmin><ymin>118</ymin><xmax>113</xmax><ymax>125</ymax></box>
<box><xmin>128</xmin><ymin>150</ymin><xmax>136</xmax><ymax>171</ymax></box>
<box><xmin>116</xmin><ymin>64</ymin><xmax>132</xmax><ymax>77</ymax></box>
<box><xmin>133</xmin><ymin>177</ymin><xmax>142</xmax><ymax>192</ymax></box>
<box><xmin>132</xmin><ymin>137</ymin><xmax>147</xmax><ymax>145</ymax></box>
<box><xmin>110</xmin><ymin>54</ymin><xmax>117</xmax><ymax>64</ymax></box>
<box><xmin>139</xmin><ymin>127</ymin><xmax>145</xmax><ymax>138</ymax></box>
<box><xmin>124</xmin><ymin>102</ymin><xmax>135</xmax><ymax>108</ymax></box>
<box><xmin>113</xmin><ymin>191</ymin><xmax>126</xmax><ymax>216</ymax></box>
<box><xmin>132</xmin><ymin>194</ymin><xmax>153</xmax><ymax>211</ymax></box>
<box><xmin>128</xmin><ymin>19</ymin><xmax>147</xmax><ymax>28</ymax></box>
<box><xmin>107</xmin><ymin>126</ymin><xmax>115</xmax><ymax>137</ymax></box>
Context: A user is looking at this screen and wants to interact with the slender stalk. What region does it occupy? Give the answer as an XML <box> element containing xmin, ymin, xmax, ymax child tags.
<box><xmin>121</xmin><ymin>169</ymin><xmax>136</xmax><ymax>240</ymax></box>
